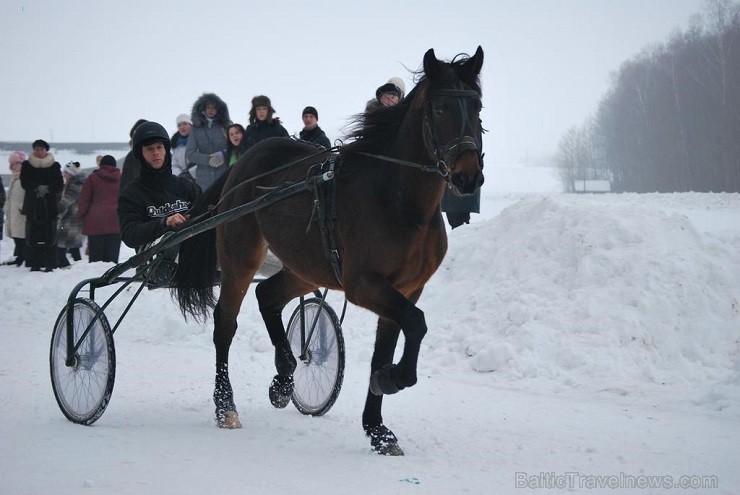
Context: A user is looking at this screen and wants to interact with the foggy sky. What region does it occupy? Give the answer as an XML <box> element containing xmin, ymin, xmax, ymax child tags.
<box><xmin>2</xmin><ymin>0</ymin><xmax>705</xmax><ymax>165</ymax></box>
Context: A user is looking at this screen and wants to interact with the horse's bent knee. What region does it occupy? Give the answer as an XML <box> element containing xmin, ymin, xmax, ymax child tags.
<box><xmin>399</xmin><ymin>305</ymin><xmax>427</xmax><ymax>341</ymax></box>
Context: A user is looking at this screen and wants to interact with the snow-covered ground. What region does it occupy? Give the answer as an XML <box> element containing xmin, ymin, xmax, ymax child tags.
<box><xmin>1</xmin><ymin>163</ymin><xmax>738</xmax><ymax>494</ymax></box>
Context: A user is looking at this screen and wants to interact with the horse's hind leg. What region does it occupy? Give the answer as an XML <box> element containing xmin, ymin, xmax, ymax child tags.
<box><xmin>212</xmin><ymin>226</ymin><xmax>263</xmax><ymax>428</ymax></box>
<box><xmin>254</xmin><ymin>270</ymin><xmax>317</xmax><ymax>409</ymax></box>
<box><xmin>212</xmin><ymin>273</ymin><xmax>255</xmax><ymax>428</ymax></box>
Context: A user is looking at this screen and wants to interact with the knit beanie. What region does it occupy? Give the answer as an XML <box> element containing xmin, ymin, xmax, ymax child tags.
<box><xmin>302</xmin><ymin>106</ymin><xmax>318</xmax><ymax>120</ymax></box>
<box><xmin>64</xmin><ymin>161</ymin><xmax>81</xmax><ymax>176</ymax></box>
<box><xmin>176</xmin><ymin>113</ymin><xmax>192</xmax><ymax>125</ymax></box>
<box><xmin>100</xmin><ymin>155</ymin><xmax>117</xmax><ymax>167</ymax></box>
<box><xmin>8</xmin><ymin>151</ymin><xmax>26</xmax><ymax>164</ymax></box>
<box><xmin>376</xmin><ymin>83</ymin><xmax>402</xmax><ymax>100</ymax></box>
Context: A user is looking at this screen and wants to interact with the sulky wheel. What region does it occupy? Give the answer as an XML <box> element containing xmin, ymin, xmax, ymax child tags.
<box><xmin>286</xmin><ymin>297</ymin><xmax>345</xmax><ymax>416</ymax></box>
<box><xmin>50</xmin><ymin>298</ymin><xmax>116</xmax><ymax>425</ymax></box>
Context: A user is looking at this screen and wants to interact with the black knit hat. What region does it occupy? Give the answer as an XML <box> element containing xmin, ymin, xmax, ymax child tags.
<box><xmin>32</xmin><ymin>139</ymin><xmax>50</xmax><ymax>151</ymax></box>
<box><xmin>302</xmin><ymin>106</ymin><xmax>318</xmax><ymax>120</ymax></box>
<box><xmin>376</xmin><ymin>82</ymin><xmax>402</xmax><ymax>100</ymax></box>
<box><xmin>100</xmin><ymin>155</ymin><xmax>117</xmax><ymax>167</ymax></box>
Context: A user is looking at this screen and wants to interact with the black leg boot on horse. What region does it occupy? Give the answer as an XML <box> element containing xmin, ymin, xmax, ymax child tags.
<box><xmin>362</xmin><ymin>317</ymin><xmax>403</xmax><ymax>456</ymax></box>
<box><xmin>213</xmin><ymin>304</ymin><xmax>242</xmax><ymax>428</ymax></box>
<box><xmin>256</xmin><ymin>275</ymin><xmax>306</xmax><ymax>409</ymax></box>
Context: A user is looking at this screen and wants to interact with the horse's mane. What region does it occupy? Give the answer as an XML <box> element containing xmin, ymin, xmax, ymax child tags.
<box><xmin>340</xmin><ymin>51</ymin><xmax>482</xmax><ymax>159</ymax></box>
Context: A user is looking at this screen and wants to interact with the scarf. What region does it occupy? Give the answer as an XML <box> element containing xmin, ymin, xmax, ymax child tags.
<box><xmin>27</xmin><ymin>153</ymin><xmax>55</xmax><ymax>169</ymax></box>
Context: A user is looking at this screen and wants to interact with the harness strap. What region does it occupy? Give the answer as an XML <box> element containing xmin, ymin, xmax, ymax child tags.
<box><xmin>188</xmin><ymin>146</ymin><xmax>338</xmax><ymax>225</ymax></box>
<box><xmin>354</xmin><ymin>151</ymin><xmax>450</xmax><ymax>179</ymax></box>
<box><xmin>309</xmin><ymin>157</ymin><xmax>343</xmax><ymax>286</ymax></box>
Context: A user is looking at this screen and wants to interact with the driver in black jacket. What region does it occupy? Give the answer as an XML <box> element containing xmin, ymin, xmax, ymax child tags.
<box><xmin>117</xmin><ymin>121</ymin><xmax>201</xmax><ymax>286</ymax></box>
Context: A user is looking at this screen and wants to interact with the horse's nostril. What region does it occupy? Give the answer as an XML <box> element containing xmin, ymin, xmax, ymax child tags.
<box><xmin>452</xmin><ymin>172</ymin><xmax>470</xmax><ymax>189</ymax></box>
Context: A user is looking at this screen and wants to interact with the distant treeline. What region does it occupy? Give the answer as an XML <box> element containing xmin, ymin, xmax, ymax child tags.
<box><xmin>557</xmin><ymin>0</ymin><xmax>740</xmax><ymax>193</ymax></box>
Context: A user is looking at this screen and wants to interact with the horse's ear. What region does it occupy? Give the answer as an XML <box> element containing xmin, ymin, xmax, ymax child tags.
<box><xmin>423</xmin><ymin>48</ymin><xmax>442</xmax><ymax>80</ymax></box>
<box><xmin>464</xmin><ymin>46</ymin><xmax>484</xmax><ymax>76</ymax></box>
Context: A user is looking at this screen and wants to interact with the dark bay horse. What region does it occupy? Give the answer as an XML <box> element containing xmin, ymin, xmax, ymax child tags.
<box><xmin>174</xmin><ymin>46</ymin><xmax>484</xmax><ymax>455</ymax></box>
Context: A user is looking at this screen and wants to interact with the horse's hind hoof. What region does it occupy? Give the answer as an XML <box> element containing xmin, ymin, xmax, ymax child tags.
<box><xmin>370</xmin><ymin>364</ymin><xmax>401</xmax><ymax>396</ymax></box>
<box><xmin>365</xmin><ymin>424</ymin><xmax>404</xmax><ymax>456</ymax></box>
<box><xmin>269</xmin><ymin>374</ymin><xmax>294</xmax><ymax>409</ymax></box>
<box><xmin>216</xmin><ymin>410</ymin><xmax>242</xmax><ymax>429</ymax></box>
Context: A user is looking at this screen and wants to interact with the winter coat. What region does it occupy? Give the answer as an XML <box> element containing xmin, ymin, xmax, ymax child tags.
<box><xmin>299</xmin><ymin>125</ymin><xmax>331</xmax><ymax>150</ymax></box>
<box><xmin>20</xmin><ymin>154</ymin><xmax>64</xmax><ymax>222</ymax></box>
<box><xmin>244</xmin><ymin>119</ymin><xmax>289</xmax><ymax>151</ymax></box>
<box><xmin>56</xmin><ymin>174</ymin><xmax>85</xmax><ymax>249</ymax></box>
<box><xmin>117</xmin><ymin>157</ymin><xmax>201</xmax><ymax>249</ymax></box>
<box><xmin>20</xmin><ymin>153</ymin><xmax>64</xmax><ymax>246</ymax></box>
<box><xmin>0</xmin><ymin>176</ymin><xmax>5</xmax><ymax>240</ymax></box>
<box><xmin>171</xmin><ymin>132</ymin><xmax>190</xmax><ymax>176</ymax></box>
<box><xmin>441</xmin><ymin>187</ymin><xmax>481</xmax><ymax>214</ymax></box>
<box><xmin>78</xmin><ymin>165</ymin><xmax>121</xmax><ymax>236</ymax></box>
<box><xmin>4</xmin><ymin>176</ymin><xmax>26</xmax><ymax>239</ymax></box>
<box><xmin>120</xmin><ymin>150</ymin><xmax>141</xmax><ymax>194</ymax></box>
<box><xmin>185</xmin><ymin>93</ymin><xmax>231</xmax><ymax>192</ymax></box>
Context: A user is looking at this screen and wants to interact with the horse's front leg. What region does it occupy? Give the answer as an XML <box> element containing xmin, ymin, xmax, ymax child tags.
<box><xmin>213</xmin><ymin>302</ymin><xmax>242</xmax><ymax>428</ymax></box>
<box><xmin>350</xmin><ymin>284</ymin><xmax>425</xmax><ymax>455</ymax></box>
<box><xmin>368</xmin><ymin>292</ymin><xmax>426</xmax><ymax>397</ymax></box>
<box><xmin>363</xmin><ymin>317</ymin><xmax>404</xmax><ymax>455</ymax></box>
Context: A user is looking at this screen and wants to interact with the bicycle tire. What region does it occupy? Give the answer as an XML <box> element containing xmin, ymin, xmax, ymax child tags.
<box><xmin>286</xmin><ymin>297</ymin><xmax>345</xmax><ymax>416</ymax></box>
<box><xmin>50</xmin><ymin>298</ymin><xmax>116</xmax><ymax>425</ymax></box>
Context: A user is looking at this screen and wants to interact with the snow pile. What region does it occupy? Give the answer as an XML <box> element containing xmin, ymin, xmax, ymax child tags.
<box><xmin>423</xmin><ymin>195</ymin><xmax>739</xmax><ymax>400</ymax></box>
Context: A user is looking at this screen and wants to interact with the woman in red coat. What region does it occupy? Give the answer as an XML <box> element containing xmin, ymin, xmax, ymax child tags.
<box><xmin>77</xmin><ymin>155</ymin><xmax>121</xmax><ymax>263</ymax></box>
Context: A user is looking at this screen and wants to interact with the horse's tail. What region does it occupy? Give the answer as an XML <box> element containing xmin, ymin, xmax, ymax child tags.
<box><xmin>172</xmin><ymin>170</ymin><xmax>232</xmax><ymax>322</ymax></box>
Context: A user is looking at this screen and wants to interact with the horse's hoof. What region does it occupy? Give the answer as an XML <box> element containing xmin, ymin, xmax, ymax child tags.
<box><xmin>216</xmin><ymin>410</ymin><xmax>242</xmax><ymax>429</ymax></box>
<box><xmin>370</xmin><ymin>364</ymin><xmax>401</xmax><ymax>396</ymax></box>
<box><xmin>365</xmin><ymin>424</ymin><xmax>404</xmax><ymax>456</ymax></box>
<box><xmin>269</xmin><ymin>374</ymin><xmax>294</xmax><ymax>409</ymax></box>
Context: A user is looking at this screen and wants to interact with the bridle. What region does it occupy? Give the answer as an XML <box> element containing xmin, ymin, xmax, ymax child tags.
<box><xmin>423</xmin><ymin>88</ymin><xmax>483</xmax><ymax>178</ymax></box>
<box><xmin>356</xmin><ymin>86</ymin><xmax>483</xmax><ymax>182</ymax></box>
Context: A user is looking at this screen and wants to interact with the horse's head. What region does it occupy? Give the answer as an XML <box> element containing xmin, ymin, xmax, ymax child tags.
<box><xmin>422</xmin><ymin>46</ymin><xmax>485</xmax><ymax>196</ymax></box>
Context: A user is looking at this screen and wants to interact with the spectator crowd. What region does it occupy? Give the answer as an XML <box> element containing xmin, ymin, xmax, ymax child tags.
<box><xmin>1</xmin><ymin>78</ymin><xmax>479</xmax><ymax>272</ymax></box>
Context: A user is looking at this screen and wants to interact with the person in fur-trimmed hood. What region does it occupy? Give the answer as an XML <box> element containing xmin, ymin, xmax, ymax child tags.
<box><xmin>56</xmin><ymin>161</ymin><xmax>86</xmax><ymax>268</ymax></box>
<box><xmin>20</xmin><ymin>139</ymin><xmax>64</xmax><ymax>272</ymax></box>
<box><xmin>185</xmin><ymin>92</ymin><xmax>232</xmax><ymax>191</ymax></box>
<box><xmin>243</xmin><ymin>94</ymin><xmax>289</xmax><ymax>152</ymax></box>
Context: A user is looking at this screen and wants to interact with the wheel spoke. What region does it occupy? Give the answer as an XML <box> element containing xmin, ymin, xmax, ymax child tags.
<box><xmin>286</xmin><ymin>298</ymin><xmax>345</xmax><ymax>416</ymax></box>
<box><xmin>50</xmin><ymin>298</ymin><xmax>115</xmax><ymax>424</ymax></box>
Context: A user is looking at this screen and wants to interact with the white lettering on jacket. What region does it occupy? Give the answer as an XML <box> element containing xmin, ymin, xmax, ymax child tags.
<box><xmin>146</xmin><ymin>199</ymin><xmax>190</xmax><ymax>218</ymax></box>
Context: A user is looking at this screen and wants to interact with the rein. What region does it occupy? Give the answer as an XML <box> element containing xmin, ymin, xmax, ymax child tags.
<box><xmin>187</xmin><ymin>144</ymin><xmax>338</xmax><ymax>224</ymax></box>
<box><xmin>353</xmin><ymin>151</ymin><xmax>451</xmax><ymax>179</ymax></box>
<box><xmin>353</xmin><ymin>88</ymin><xmax>482</xmax><ymax>183</ymax></box>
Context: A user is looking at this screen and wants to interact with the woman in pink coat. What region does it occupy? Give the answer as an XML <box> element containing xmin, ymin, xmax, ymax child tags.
<box><xmin>77</xmin><ymin>155</ymin><xmax>121</xmax><ymax>263</ymax></box>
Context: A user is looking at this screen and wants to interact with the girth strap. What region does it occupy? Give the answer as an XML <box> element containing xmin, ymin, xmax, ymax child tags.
<box><xmin>308</xmin><ymin>157</ymin><xmax>343</xmax><ymax>286</ymax></box>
